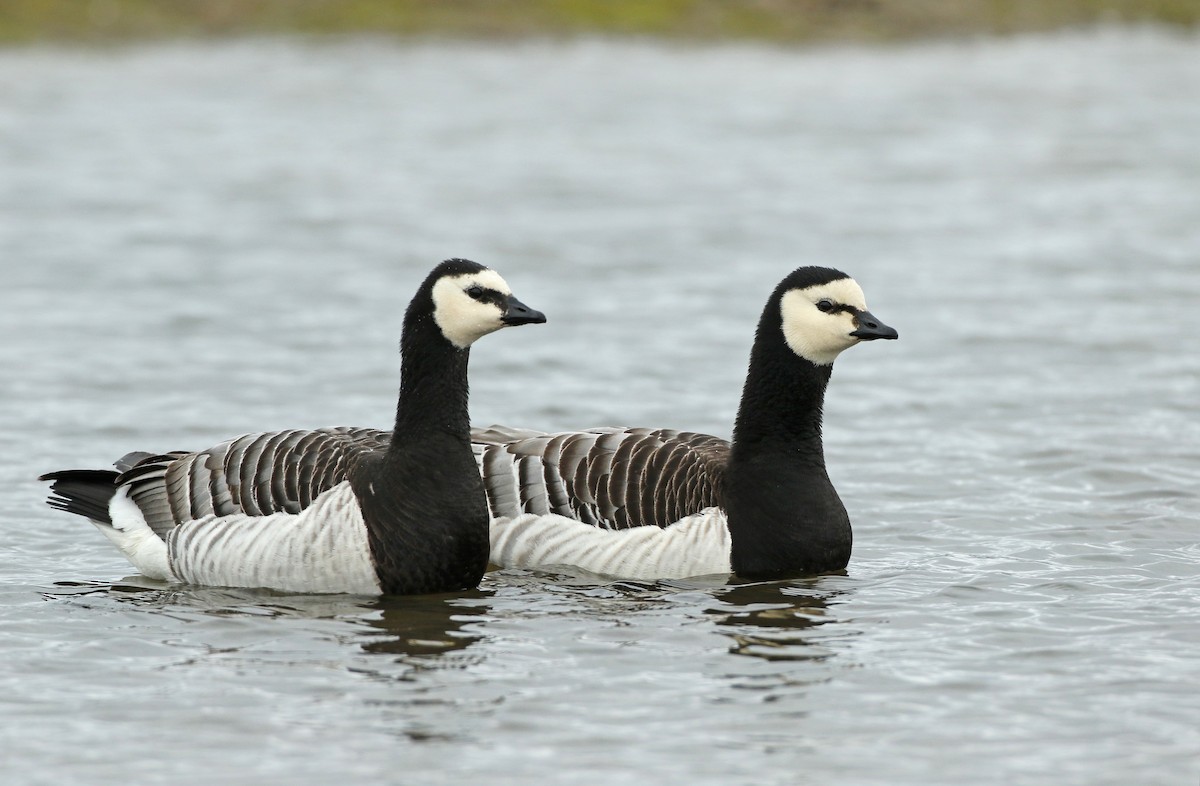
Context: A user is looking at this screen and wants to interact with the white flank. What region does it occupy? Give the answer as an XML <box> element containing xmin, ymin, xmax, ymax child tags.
<box><xmin>490</xmin><ymin>509</ymin><xmax>733</xmax><ymax>580</ymax></box>
<box><xmin>99</xmin><ymin>487</ymin><xmax>174</xmax><ymax>581</ymax></box>
<box><xmin>166</xmin><ymin>482</ymin><xmax>382</xmax><ymax>595</ymax></box>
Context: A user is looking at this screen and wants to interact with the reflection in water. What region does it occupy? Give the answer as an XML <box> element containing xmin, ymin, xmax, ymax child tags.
<box><xmin>45</xmin><ymin>574</ymin><xmax>845</xmax><ymax>680</ymax></box>
<box><xmin>43</xmin><ymin>579</ymin><xmax>497</xmax><ymax>745</ymax></box>
<box><xmin>484</xmin><ymin>571</ymin><xmax>850</xmax><ymax>665</ymax></box>
<box><xmin>46</xmin><ymin>575</ymin><xmax>840</xmax><ymax>667</ymax></box>
<box><xmin>46</xmin><ymin>577</ymin><xmax>378</xmax><ymax>615</ymax></box>
<box><xmin>708</xmin><ymin>580</ymin><xmax>844</xmax><ymax>662</ymax></box>
<box><xmin>359</xmin><ymin>589</ymin><xmax>492</xmax><ymax>661</ymax></box>
<box><xmin>45</xmin><ymin>579</ymin><xmax>494</xmax><ymax>667</ymax></box>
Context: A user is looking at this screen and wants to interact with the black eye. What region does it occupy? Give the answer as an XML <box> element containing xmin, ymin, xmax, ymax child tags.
<box><xmin>466</xmin><ymin>285</ymin><xmax>485</xmax><ymax>300</ymax></box>
<box><xmin>816</xmin><ymin>299</ymin><xmax>836</xmax><ymax>313</ymax></box>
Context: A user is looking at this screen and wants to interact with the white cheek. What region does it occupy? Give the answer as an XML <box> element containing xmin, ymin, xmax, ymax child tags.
<box><xmin>779</xmin><ymin>291</ymin><xmax>859</xmax><ymax>366</ymax></box>
<box><xmin>431</xmin><ymin>279</ymin><xmax>505</xmax><ymax>348</ymax></box>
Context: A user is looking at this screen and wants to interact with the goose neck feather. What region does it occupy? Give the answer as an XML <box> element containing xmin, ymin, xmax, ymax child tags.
<box><xmin>393</xmin><ymin>314</ymin><xmax>472</xmax><ymax>440</ymax></box>
<box><xmin>731</xmin><ymin>292</ymin><xmax>833</xmax><ymax>456</ymax></box>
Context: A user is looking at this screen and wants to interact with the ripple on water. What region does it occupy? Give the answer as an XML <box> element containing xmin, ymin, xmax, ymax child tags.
<box><xmin>3</xmin><ymin>29</ymin><xmax>1200</xmax><ymax>786</ymax></box>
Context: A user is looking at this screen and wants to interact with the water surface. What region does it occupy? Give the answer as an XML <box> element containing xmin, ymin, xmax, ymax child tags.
<box><xmin>2</xmin><ymin>29</ymin><xmax>1198</xmax><ymax>786</ymax></box>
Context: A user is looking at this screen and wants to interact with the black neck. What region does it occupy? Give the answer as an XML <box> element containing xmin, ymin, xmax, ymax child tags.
<box><xmin>731</xmin><ymin>332</ymin><xmax>832</xmax><ymax>462</ymax></box>
<box><xmin>391</xmin><ymin>312</ymin><xmax>471</xmax><ymax>444</ymax></box>
<box><xmin>724</xmin><ymin>305</ymin><xmax>851</xmax><ymax>579</ymax></box>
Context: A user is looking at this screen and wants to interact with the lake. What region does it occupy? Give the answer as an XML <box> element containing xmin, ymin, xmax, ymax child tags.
<box><xmin>1</xmin><ymin>27</ymin><xmax>1198</xmax><ymax>786</ymax></box>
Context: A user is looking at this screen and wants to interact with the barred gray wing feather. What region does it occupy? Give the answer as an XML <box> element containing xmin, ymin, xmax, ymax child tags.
<box><xmin>472</xmin><ymin>426</ymin><xmax>731</xmax><ymax>531</ymax></box>
<box><xmin>516</xmin><ymin>453</ymin><xmax>550</xmax><ymax>515</ymax></box>
<box><xmin>561</xmin><ymin>430</ymin><xmax>607</xmax><ymax>525</ymax></box>
<box><xmin>472</xmin><ymin>424</ymin><xmax>546</xmax><ymax>444</ymax></box>
<box><xmin>121</xmin><ymin>452</ymin><xmax>188</xmax><ymax>538</ymax></box>
<box><xmin>540</xmin><ymin>432</ymin><xmax>577</xmax><ymax>514</ymax></box>
<box><xmin>118</xmin><ymin>427</ymin><xmax>392</xmax><ymax>537</ymax></box>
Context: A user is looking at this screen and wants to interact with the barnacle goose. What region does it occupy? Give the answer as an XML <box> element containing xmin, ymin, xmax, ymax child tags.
<box><xmin>39</xmin><ymin>259</ymin><xmax>546</xmax><ymax>595</ymax></box>
<box><xmin>477</xmin><ymin>266</ymin><xmax>897</xmax><ymax>581</ymax></box>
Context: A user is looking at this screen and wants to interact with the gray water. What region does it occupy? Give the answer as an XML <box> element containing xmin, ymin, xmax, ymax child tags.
<box><xmin>2</xmin><ymin>29</ymin><xmax>1199</xmax><ymax>786</ymax></box>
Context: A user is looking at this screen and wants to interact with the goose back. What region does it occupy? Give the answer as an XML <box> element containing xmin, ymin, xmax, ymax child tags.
<box><xmin>472</xmin><ymin>425</ymin><xmax>729</xmax><ymax>530</ymax></box>
<box><xmin>118</xmin><ymin>427</ymin><xmax>392</xmax><ymax>537</ymax></box>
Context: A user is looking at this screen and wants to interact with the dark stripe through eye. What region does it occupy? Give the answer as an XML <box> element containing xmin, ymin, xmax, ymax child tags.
<box><xmin>467</xmin><ymin>285</ymin><xmax>485</xmax><ymax>300</ymax></box>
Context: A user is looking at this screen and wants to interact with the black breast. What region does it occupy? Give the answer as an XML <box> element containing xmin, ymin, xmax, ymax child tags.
<box><xmin>350</xmin><ymin>443</ymin><xmax>491</xmax><ymax>595</ymax></box>
<box><xmin>723</xmin><ymin>447</ymin><xmax>851</xmax><ymax>579</ymax></box>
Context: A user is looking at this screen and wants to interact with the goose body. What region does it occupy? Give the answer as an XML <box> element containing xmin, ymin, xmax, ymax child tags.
<box><xmin>40</xmin><ymin>259</ymin><xmax>545</xmax><ymax>595</ymax></box>
<box><xmin>475</xmin><ymin>267</ymin><xmax>898</xmax><ymax>581</ymax></box>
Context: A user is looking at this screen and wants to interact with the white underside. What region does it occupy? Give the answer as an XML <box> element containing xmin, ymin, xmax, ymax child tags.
<box><xmin>105</xmin><ymin>483</ymin><xmax>381</xmax><ymax>595</ymax></box>
<box><xmin>489</xmin><ymin>508</ymin><xmax>733</xmax><ymax>580</ymax></box>
<box><xmin>97</xmin><ymin>488</ymin><xmax>173</xmax><ymax>581</ymax></box>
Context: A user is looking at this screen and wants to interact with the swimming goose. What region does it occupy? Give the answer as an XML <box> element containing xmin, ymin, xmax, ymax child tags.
<box><xmin>477</xmin><ymin>266</ymin><xmax>897</xmax><ymax>581</ymax></box>
<box><xmin>40</xmin><ymin>259</ymin><xmax>546</xmax><ymax>595</ymax></box>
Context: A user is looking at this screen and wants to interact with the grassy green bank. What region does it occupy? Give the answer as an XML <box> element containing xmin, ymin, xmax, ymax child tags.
<box><xmin>2</xmin><ymin>0</ymin><xmax>1198</xmax><ymax>44</ymax></box>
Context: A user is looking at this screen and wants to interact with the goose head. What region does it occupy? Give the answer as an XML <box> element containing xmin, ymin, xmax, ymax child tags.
<box><xmin>777</xmin><ymin>267</ymin><xmax>897</xmax><ymax>366</ymax></box>
<box><xmin>425</xmin><ymin>258</ymin><xmax>547</xmax><ymax>349</ymax></box>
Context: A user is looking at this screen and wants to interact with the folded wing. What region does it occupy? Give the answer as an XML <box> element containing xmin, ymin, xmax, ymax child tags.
<box><xmin>119</xmin><ymin>426</ymin><xmax>393</xmax><ymax>537</ymax></box>
<box><xmin>472</xmin><ymin>425</ymin><xmax>730</xmax><ymax>530</ymax></box>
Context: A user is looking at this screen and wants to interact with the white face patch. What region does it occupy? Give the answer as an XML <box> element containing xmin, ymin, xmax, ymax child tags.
<box><xmin>431</xmin><ymin>269</ymin><xmax>513</xmax><ymax>349</ymax></box>
<box><xmin>779</xmin><ymin>278</ymin><xmax>869</xmax><ymax>365</ymax></box>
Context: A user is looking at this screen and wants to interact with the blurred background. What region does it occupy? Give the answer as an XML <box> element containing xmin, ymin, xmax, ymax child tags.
<box><xmin>3</xmin><ymin>0</ymin><xmax>1198</xmax><ymax>42</ymax></box>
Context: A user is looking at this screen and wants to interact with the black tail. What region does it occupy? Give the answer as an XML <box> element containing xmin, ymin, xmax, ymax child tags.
<box><xmin>39</xmin><ymin>470</ymin><xmax>120</xmax><ymax>525</ymax></box>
